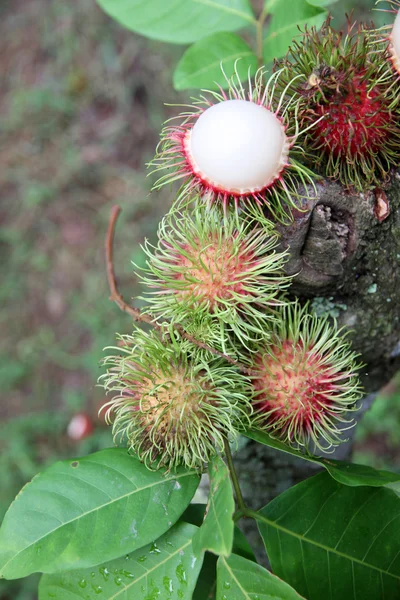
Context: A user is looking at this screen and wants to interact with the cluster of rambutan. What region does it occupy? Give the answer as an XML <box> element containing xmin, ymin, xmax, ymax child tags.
<box><xmin>100</xmin><ymin>4</ymin><xmax>400</xmax><ymax>471</ymax></box>
<box><xmin>275</xmin><ymin>4</ymin><xmax>400</xmax><ymax>190</ymax></box>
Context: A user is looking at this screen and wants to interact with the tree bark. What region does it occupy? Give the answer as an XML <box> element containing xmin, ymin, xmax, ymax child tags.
<box><xmin>235</xmin><ymin>173</ymin><xmax>400</xmax><ymax>558</ymax></box>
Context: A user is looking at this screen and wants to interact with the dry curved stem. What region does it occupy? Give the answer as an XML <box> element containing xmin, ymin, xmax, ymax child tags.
<box><xmin>106</xmin><ymin>205</ymin><xmax>160</xmax><ymax>330</ymax></box>
<box><xmin>105</xmin><ymin>205</ymin><xmax>252</xmax><ymax>374</ymax></box>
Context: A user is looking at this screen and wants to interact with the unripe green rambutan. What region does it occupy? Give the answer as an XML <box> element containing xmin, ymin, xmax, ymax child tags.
<box><xmin>100</xmin><ymin>328</ymin><xmax>252</xmax><ymax>471</ymax></box>
<box><xmin>150</xmin><ymin>67</ymin><xmax>317</xmax><ymax>223</ymax></box>
<box><xmin>249</xmin><ymin>303</ymin><xmax>363</xmax><ymax>452</ymax></box>
<box><xmin>276</xmin><ymin>19</ymin><xmax>400</xmax><ymax>191</ymax></box>
<box><xmin>139</xmin><ymin>206</ymin><xmax>292</xmax><ymax>350</ymax></box>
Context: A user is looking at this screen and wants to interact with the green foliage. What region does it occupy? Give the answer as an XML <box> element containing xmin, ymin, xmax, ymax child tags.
<box><xmin>263</xmin><ymin>0</ymin><xmax>328</xmax><ymax>63</ymax></box>
<box><xmin>216</xmin><ymin>553</ymin><xmax>304</xmax><ymax>599</ymax></box>
<box><xmin>38</xmin><ymin>522</ymin><xmax>203</xmax><ymax>599</ymax></box>
<box><xmin>95</xmin><ymin>0</ymin><xmax>336</xmax><ymax>90</ymax></box>
<box><xmin>0</xmin><ymin>449</ymin><xmax>199</xmax><ymax>579</ymax></box>
<box><xmin>192</xmin><ymin>455</ymin><xmax>235</xmax><ymax>557</ymax></box>
<box><xmin>246</xmin><ymin>430</ymin><xmax>400</xmax><ymax>487</ymax></box>
<box><xmin>306</xmin><ymin>0</ymin><xmax>339</xmax><ymax>6</ymax></box>
<box><xmin>257</xmin><ymin>472</ymin><xmax>400</xmax><ymax>599</ymax></box>
<box><xmin>95</xmin><ymin>0</ymin><xmax>256</xmax><ymax>44</ymax></box>
<box><xmin>4</xmin><ymin>1</ymin><xmax>400</xmax><ymax>599</ymax></box>
<box><xmin>173</xmin><ymin>33</ymin><xmax>257</xmax><ymax>90</ymax></box>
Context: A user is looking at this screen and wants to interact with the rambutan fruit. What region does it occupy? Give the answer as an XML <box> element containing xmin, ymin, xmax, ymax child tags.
<box><xmin>276</xmin><ymin>20</ymin><xmax>400</xmax><ymax>191</ymax></box>
<box><xmin>100</xmin><ymin>328</ymin><xmax>252</xmax><ymax>471</ymax></box>
<box><xmin>150</xmin><ymin>67</ymin><xmax>317</xmax><ymax>223</ymax></box>
<box><xmin>249</xmin><ymin>303</ymin><xmax>363</xmax><ymax>452</ymax></box>
<box><xmin>139</xmin><ymin>205</ymin><xmax>292</xmax><ymax>350</ymax></box>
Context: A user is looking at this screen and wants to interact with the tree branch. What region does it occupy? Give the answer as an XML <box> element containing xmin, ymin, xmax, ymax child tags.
<box><xmin>106</xmin><ymin>205</ymin><xmax>159</xmax><ymax>329</ymax></box>
<box><xmin>105</xmin><ymin>205</ymin><xmax>252</xmax><ymax>374</ymax></box>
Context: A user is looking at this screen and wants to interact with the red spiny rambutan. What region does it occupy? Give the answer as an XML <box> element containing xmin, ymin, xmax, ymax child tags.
<box><xmin>249</xmin><ymin>303</ymin><xmax>363</xmax><ymax>452</ymax></box>
<box><xmin>277</xmin><ymin>19</ymin><xmax>400</xmax><ymax>190</ymax></box>
<box><xmin>150</xmin><ymin>67</ymin><xmax>317</xmax><ymax>223</ymax></box>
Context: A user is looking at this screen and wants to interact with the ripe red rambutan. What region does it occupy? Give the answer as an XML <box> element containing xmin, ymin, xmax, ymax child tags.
<box><xmin>150</xmin><ymin>67</ymin><xmax>317</xmax><ymax>222</ymax></box>
<box><xmin>249</xmin><ymin>303</ymin><xmax>363</xmax><ymax>451</ymax></box>
<box><xmin>67</xmin><ymin>413</ymin><xmax>94</xmax><ymax>441</ymax></box>
<box><xmin>277</xmin><ymin>19</ymin><xmax>400</xmax><ymax>190</ymax></box>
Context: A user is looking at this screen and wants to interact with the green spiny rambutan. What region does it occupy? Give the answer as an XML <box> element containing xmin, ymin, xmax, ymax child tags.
<box><xmin>139</xmin><ymin>205</ymin><xmax>292</xmax><ymax>350</ymax></box>
<box><xmin>100</xmin><ymin>328</ymin><xmax>252</xmax><ymax>471</ymax></box>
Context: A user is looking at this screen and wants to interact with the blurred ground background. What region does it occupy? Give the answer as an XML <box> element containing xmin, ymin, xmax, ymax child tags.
<box><xmin>0</xmin><ymin>0</ymin><xmax>399</xmax><ymax>598</ymax></box>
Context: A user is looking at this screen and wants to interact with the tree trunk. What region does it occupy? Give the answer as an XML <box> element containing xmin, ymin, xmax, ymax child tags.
<box><xmin>235</xmin><ymin>173</ymin><xmax>400</xmax><ymax>558</ymax></box>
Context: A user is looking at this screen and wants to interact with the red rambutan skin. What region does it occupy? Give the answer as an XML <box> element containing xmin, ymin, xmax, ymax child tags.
<box><xmin>170</xmin><ymin>237</ymin><xmax>256</xmax><ymax>309</ymax></box>
<box><xmin>253</xmin><ymin>340</ymin><xmax>336</xmax><ymax>439</ymax></box>
<box><xmin>312</xmin><ymin>74</ymin><xmax>393</xmax><ymax>158</ymax></box>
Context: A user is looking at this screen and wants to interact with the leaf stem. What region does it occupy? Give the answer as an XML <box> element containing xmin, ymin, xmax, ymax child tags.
<box><xmin>256</xmin><ymin>7</ymin><xmax>268</xmax><ymax>68</ymax></box>
<box><xmin>224</xmin><ymin>439</ymin><xmax>247</xmax><ymax>514</ymax></box>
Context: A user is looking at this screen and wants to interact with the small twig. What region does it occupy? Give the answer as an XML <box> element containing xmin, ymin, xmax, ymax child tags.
<box><xmin>106</xmin><ymin>205</ymin><xmax>160</xmax><ymax>330</ymax></box>
<box><xmin>105</xmin><ymin>205</ymin><xmax>252</xmax><ymax>373</ymax></box>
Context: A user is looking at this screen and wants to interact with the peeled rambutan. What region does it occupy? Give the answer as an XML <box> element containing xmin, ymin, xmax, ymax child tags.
<box><xmin>150</xmin><ymin>67</ymin><xmax>317</xmax><ymax>222</ymax></box>
<box><xmin>388</xmin><ymin>1</ymin><xmax>400</xmax><ymax>73</ymax></box>
<box><xmin>249</xmin><ymin>303</ymin><xmax>363</xmax><ymax>452</ymax></box>
<box><xmin>100</xmin><ymin>328</ymin><xmax>252</xmax><ymax>470</ymax></box>
<box><xmin>139</xmin><ymin>206</ymin><xmax>291</xmax><ymax>349</ymax></box>
<box><xmin>276</xmin><ymin>19</ymin><xmax>400</xmax><ymax>190</ymax></box>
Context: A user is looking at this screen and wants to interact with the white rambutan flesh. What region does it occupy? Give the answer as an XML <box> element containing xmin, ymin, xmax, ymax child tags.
<box><xmin>184</xmin><ymin>99</ymin><xmax>289</xmax><ymax>194</ymax></box>
<box><xmin>390</xmin><ymin>8</ymin><xmax>400</xmax><ymax>74</ymax></box>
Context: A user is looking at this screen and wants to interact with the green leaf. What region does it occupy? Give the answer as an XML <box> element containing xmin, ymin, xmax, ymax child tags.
<box><xmin>257</xmin><ymin>472</ymin><xmax>400</xmax><ymax>600</ymax></box>
<box><xmin>192</xmin><ymin>456</ymin><xmax>235</xmax><ymax>557</ymax></box>
<box><xmin>173</xmin><ymin>32</ymin><xmax>258</xmax><ymax>91</ymax></box>
<box><xmin>263</xmin><ymin>0</ymin><xmax>327</xmax><ymax>63</ymax></box>
<box><xmin>306</xmin><ymin>0</ymin><xmax>339</xmax><ymax>6</ymax></box>
<box><xmin>95</xmin><ymin>0</ymin><xmax>256</xmax><ymax>45</ymax></box>
<box><xmin>185</xmin><ymin>504</ymin><xmax>256</xmax><ymax>599</ymax></box>
<box><xmin>38</xmin><ymin>522</ymin><xmax>203</xmax><ymax>599</ymax></box>
<box><xmin>245</xmin><ymin>429</ymin><xmax>400</xmax><ymax>487</ymax></box>
<box><xmin>216</xmin><ymin>553</ymin><xmax>305</xmax><ymax>599</ymax></box>
<box><xmin>0</xmin><ymin>449</ymin><xmax>200</xmax><ymax>579</ymax></box>
<box><xmin>181</xmin><ymin>503</ymin><xmax>256</xmax><ymax>561</ymax></box>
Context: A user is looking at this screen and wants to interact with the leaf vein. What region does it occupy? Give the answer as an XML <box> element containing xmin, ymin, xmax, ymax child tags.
<box><xmin>0</xmin><ymin>469</ymin><xmax>195</xmax><ymax>574</ymax></box>
<box><xmin>259</xmin><ymin>513</ymin><xmax>400</xmax><ymax>580</ymax></box>
<box><xmin>109</xmin><ymin>540</ymin><xmax>192</xmax><ymax>599</ymax></box>
<box><xmin>194</xmin><ymin>0</ymin><xmax>255</xmax><ymax>23</ymax></box>
<box><xmin>178</xmin><ymin>50</ymin><xmax>254</xmax><ymax>85</ymax></box>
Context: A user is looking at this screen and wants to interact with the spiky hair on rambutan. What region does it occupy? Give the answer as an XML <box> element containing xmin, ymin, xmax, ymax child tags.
<box><xmin>276</xmin><ymin>18</ymin><xmax>400</xmax><ymax>191</ymax></box>
<box><xmin>100</xmin><ymin>328</ymin><xmax>252</xmax><ymax>471</ymax></box>
<box><xmin>139</xmin><ymin>205</ymin><xmax>292</xmax><ymax>351</ymax></box>
<box><xmin>249</xmin><ymin>302</ymin><xmax>363</xmax><ymax>452</ymax></box>
<box><xmin>150</xmin><ymin>66</ymin><xmax>317</xmax><ymax>223</ymax></box>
